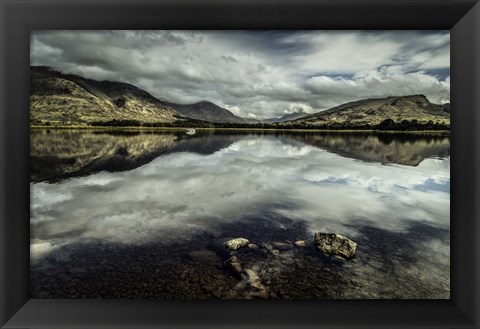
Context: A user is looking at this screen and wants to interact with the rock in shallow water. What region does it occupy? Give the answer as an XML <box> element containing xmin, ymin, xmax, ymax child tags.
<box><xmin>224</xmin><ymin>238</ymin><xmax>250</xmax><ymax>250</ymax></box>
<box><xmin>314</xmin><ymin>233</ymin><xmax>357</xmax><ymax>259</ymax></box>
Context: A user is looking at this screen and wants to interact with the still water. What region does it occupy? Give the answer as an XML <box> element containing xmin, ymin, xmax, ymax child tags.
<box><xmin>30</xmin><ymin>129</ymin><xmax>450</xmax><ymax>299</ymax></box>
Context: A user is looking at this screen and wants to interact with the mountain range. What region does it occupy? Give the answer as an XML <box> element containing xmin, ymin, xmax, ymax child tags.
<box><xmin>263</xmin><ymin>111</ymin><xmax>309</xmax><ymax>123</ymax></box>
<box><xmin>31</xmin><ymin>66</ymin><xmax>248</xmax><ymax>126</ymax></box>
<box><xmin>30</xmin><ymin>66</ymin><xmax>450</xmax><ymax>129</ymax></box>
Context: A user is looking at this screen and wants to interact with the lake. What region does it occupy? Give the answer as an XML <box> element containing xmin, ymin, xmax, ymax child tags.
<box><xmin>30</xmin><ymin>129</ymin><xmax>450</xmax><ymax>299</ymax></box>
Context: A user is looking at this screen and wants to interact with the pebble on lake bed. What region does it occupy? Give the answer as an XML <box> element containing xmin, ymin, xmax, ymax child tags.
<box><xmin>294</xmin><ymin>240</ymin><xmax>306</xmax><ymax>247</ymax></box>
<box><xmin>224</xmin><ymin>238</ymin><xmax>250</xmax><ymax>250</ymax></box>
<box><xmin>314</xmin><ymin>233</ymin><xmax>357</xmax><ymax>260</ymax></box>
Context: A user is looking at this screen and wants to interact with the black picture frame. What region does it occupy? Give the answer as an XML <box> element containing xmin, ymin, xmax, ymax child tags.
<box><xmin>1</xmin><ymin>0</ymin><xmax>479</xmax><ymax>328</ymax></box>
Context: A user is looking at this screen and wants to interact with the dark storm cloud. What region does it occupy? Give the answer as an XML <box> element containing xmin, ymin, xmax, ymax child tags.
<box><xmin>31</xmin><ymin>30</ymin><xmax>450</xmax><ymax>119</ymax></box>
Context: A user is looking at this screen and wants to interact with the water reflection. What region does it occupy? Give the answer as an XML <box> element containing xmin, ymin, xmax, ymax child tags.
<box><xmin>31</xmin><ymin>130</ymin><xmax>450</xmax><ymax>182</ymax></box>
<box><xmin>30</xmin><ymin>129</ymin><xmax>450</xmax><ymax>299</ymax></box>
<box><xmin>286</xmin><ymin>132</ymin><xmax>450</xmax><ymax>166</ymax></box>
<box><xmin>30</xmin><ymin>129</ymin><xmax>243</xmax><ymax>182</ymax></box>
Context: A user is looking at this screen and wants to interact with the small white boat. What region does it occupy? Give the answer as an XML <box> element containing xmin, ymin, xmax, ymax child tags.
<box><xmin>186</xmin><ymin>128</ymin><xmax>196</xmax><ymax>135</ymax></box>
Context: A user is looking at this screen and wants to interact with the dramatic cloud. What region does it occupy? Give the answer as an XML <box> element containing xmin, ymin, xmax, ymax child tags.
<box><xmin>31</xmin><ymin>30</ymin><xmax>450</xmax><ymax>119</ymax></box>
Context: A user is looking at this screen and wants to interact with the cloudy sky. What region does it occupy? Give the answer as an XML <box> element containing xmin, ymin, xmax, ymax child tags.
<box><xmin>31</xmin><ymin>30</ymin><xmax>450</xmax><ymax>119</ymax></box>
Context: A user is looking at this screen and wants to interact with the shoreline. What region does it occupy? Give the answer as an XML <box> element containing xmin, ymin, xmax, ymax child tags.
<box><xmin>30</xmin><ymin>126</ymin><xmax>450</xmax><ymax>135</ymax></box>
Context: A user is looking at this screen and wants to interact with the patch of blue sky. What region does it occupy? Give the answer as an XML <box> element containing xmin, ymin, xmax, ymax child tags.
<box><xmin>413</xmin><ymin>178</ymin><xmax>450</xmax><ymax>193</ymax></box>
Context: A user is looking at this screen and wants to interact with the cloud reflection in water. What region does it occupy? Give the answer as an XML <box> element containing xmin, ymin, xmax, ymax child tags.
<box><xmin>30</xmin><ymin>135</ymin><xmax>450</xmax><ymax>262</ymax></box>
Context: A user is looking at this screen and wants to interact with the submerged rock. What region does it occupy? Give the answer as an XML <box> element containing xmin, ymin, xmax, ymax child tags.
<box><xmin>263</xmin><ymin>243</ymin><xmax>272</xmax><ymax>250</ymax></box>
<box><xmin>314</xmin><ymin>233</ymin><xmax>357</xmax><ymax>259</ymax></box>
<box><xmin>225</xmin><ymin>256</ymin><xmax>243</xmax><ymax>277</ymax></box>
<box><xmin>224</xmin><ymin>238</ymin><xmax>250</xmax><ymax>250</ymax></box>
<box><xmin>262</xmin><ymin>243</ymin><xmax>275</xmax><ymax>253</ymax></box>
<box><xmin>244</xmin><ymin>268</ymin><xmax>268</xmax><ymax>299</ymax></box>
<box><xmin>271</xmin><ymin>241</ymin><xmax>293</xmax><ymax>251</ymax></box>
<box><xmin>248</xmin><ymin>243</ymin><xmax>259</xmax><ymax>249</ymax></box>
<box><xmin>223</xmin><ymin>256</ymin><xmax>269</xmax><ymax>299</ymax></box>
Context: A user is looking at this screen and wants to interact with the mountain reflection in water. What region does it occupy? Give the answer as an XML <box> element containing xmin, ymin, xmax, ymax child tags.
<box><xmin>30</xmin><ymin>129</ymin><xmax>450</xmax><ymax>299</ymax></box>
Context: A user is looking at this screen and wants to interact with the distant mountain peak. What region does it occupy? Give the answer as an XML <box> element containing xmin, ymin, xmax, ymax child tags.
<box><xmin>164</xmin><ymin>100</ymin><xmax>245</xmax><ymax>124</ymax></box>
<box><xmin>263</xmin><ymin>110</ymin><xmax>310</xmax><ymax>123</ymax></box>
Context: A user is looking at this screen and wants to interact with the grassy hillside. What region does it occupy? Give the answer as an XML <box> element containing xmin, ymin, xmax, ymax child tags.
<box><xmin>281</xmin><ymin>95</ymin><xmax>450</xmax><ymax>129</ymax></box>
<box><xmin>30</xmin><ymin>66</ymin><xmax>178</xmax><ymax>126</ymax></box>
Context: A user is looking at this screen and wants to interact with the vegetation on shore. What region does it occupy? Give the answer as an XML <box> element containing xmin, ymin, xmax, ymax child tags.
<box><xmin>32</xmin><ymin>117</ymin><xmax>449</xmax><ymax>132</ymax></box>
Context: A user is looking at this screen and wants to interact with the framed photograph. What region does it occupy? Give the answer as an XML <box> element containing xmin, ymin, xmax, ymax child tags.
<box><xmin>1</xmin><ymin>0</ymin><xmax>479</xmax><ymax>328</ymax></box>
